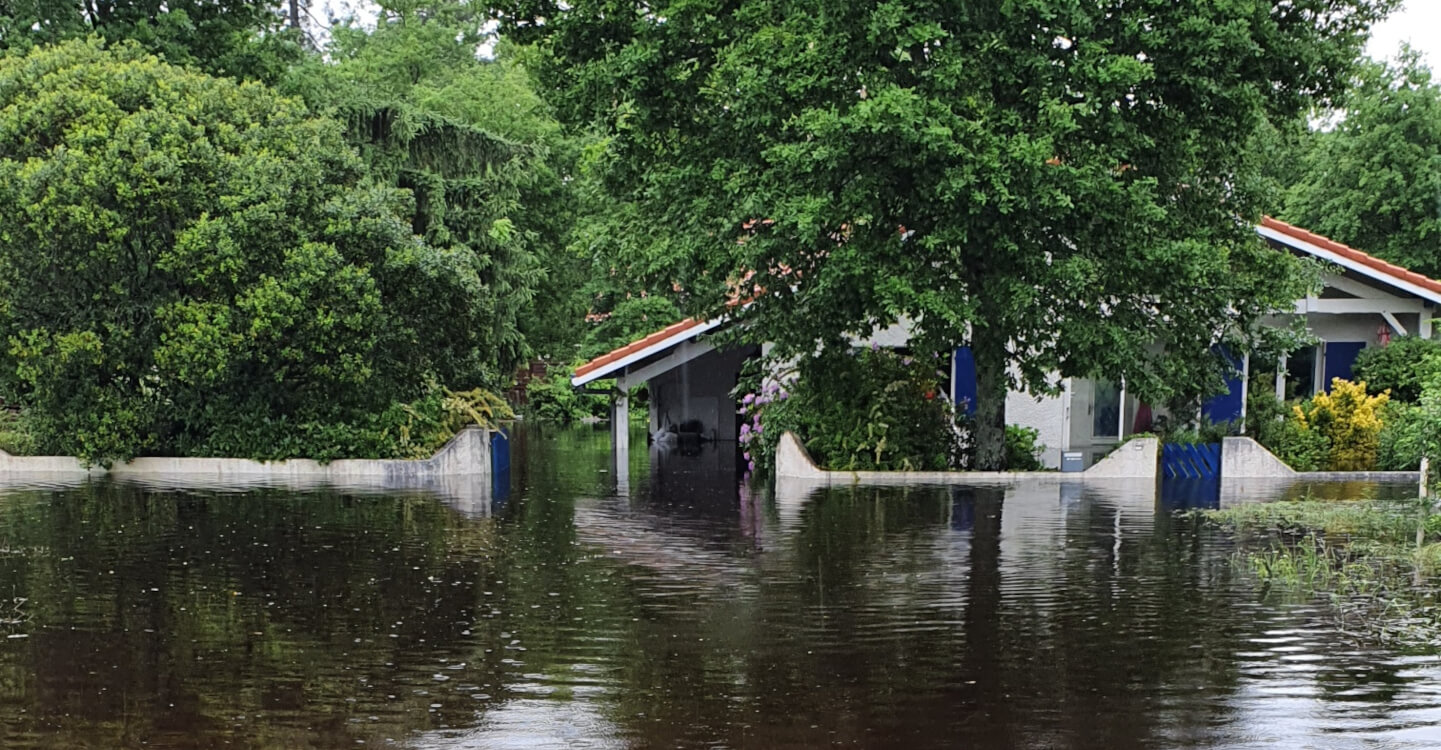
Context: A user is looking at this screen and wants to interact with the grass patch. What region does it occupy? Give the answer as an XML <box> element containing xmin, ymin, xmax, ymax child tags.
<box><xmin>1205</xmin><ymin>496</ymin><xmax>1441</xmax><ymax>651</ymax></box>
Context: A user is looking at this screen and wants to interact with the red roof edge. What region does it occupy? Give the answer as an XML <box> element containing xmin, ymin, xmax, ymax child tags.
<box><xmin>1260</xmin><ymin>216</ymin><xmax>1441</xmax><ymax>296</ymax></box>
<box><xmin>572</xmin><ymin>317</ymin><xmax>706</xmax><ymax>379</ymax></box>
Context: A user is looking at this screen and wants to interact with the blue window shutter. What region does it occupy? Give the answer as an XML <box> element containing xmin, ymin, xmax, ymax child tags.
<box><xmin>953</xmin><ymin>347</ymin><xmax>977</xmax><ymax>416</ymax></box>
<box><xmin>1323</xmin><ymin>342</ymin><xmax>1367</xmax><ymax>392</ymax></box>
<box><xmin>1201</xmin><ymin>346</ymin><xmax>1244</xmax><ymax>424</ymax></box>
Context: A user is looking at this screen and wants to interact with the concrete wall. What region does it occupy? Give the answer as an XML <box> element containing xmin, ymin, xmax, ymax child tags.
<box><xmin>0</xmin><ymin>426</ymin><xmax>494</xmax><ymax>482</ymax></box>
<box><xmin>1006</xmin><ymin>388</ymin><xmax>1065</xmax><ymax>468</ymax></box>
<box><xmin>774</xmin><ymin>431</ymin><xmax>1158</xmax><ymax>483</ymax></box>
<box><xmin>649</xmin><ymin>345</ymin><xmax>757</xmax><ymax>442</ymax></box>
<box><xmin>1220</xmin><ymin>437</ymin><xmax>1295</xmax><ymax>479</ymax></box>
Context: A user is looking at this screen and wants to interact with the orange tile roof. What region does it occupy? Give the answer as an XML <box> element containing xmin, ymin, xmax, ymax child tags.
<box><xmin>1260</xmin><ymin>216</ymin><xmax>1441</xmax><ymax>296</ymax></box>
<box><xmin>572</xmin><ymin>317</ymin><xmax>708</xmax><ymax>379</ymax></box>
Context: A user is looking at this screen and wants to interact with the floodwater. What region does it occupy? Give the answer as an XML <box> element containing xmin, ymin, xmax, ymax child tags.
<box><xmin>0</xmin><ymin>427</ymin><xmax>1433</xmax><ymax>749</ymax></box>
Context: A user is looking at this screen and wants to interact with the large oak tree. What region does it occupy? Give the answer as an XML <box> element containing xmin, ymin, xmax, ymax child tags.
<box><xmin>497</xmin><ymin>0</ymin><xmax>1393</xmax><ymax>467</ymax></box>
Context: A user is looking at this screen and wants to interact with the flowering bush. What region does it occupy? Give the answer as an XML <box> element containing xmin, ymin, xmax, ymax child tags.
<box><xmin>737</xmin><ymin>346</ymin><xmax>964</xmax><ymax>474</ymax></box>
<box><xmin>1293</xmin><ymin>378</ymin><xmax>1389</xmax><ymax>471</ymax></box>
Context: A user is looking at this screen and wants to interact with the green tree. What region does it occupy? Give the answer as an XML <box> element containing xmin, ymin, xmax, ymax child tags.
<box><xmin>283</xmin><ymin>6</ymin><xmax>596</xmax><ymax>369</ymax></box>
<box><xmin>494</xmin><ymin>0</ymin><xmax>1388</xmax><ymax>468</ymax></box>
<box><xmin>1282</xmin><ymin>48</ymin><xmax>1441</xmax><ymax>277</ymax></box>
<box><xmin>0</xmin><ymin>40</ymin><xmax>496</xmax><ymax>461</ymax></box>
<box><xmin>0</xmin><ymin>0</ymin><xmax>301</xmax><ymax>81</ymax></box>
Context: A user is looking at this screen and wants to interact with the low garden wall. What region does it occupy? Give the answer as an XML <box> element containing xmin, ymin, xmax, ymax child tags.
<box><xmin>775</xmin><ymin>431</ymin><xmax>1159</xmax><ymax>483</ymax></box>
<box><xmin>1221</xmin><ymin>436</ymin><xmax>1420</xmax><ymax>482</ymax></box>
<box><xmin>0</xmin><ymin>426</ymin><xmax>495</xmax><ymax>483</ymax></box>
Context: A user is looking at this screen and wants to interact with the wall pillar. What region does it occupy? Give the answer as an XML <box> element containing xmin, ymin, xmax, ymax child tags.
<box><xmin>1423</xmin><ymin>308</ymin><xmax>1434</xmax><ymax>340</ymax></box>
<box><xmin>611</xmin><ymin>390</ymin><xmax>630</xmax><ymax>494</ymax></box>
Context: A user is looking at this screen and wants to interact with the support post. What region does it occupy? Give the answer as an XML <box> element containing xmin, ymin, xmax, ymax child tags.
<box><xmin>1275</xmin><ymin>355</ymin><xmax>1286</xmax><ymax>402</ymax></box>
<box><xmin>1239</xmin><ymin>353</ymin><xmax>1250</xmax><ymax>433</ymax></box>
<box><xmin>1060</xmin><ymin>378</ymin><xmax>1072</xmax><ymax>452</ymax></box>
<box><xmin>1423</xmin><ymin>308</ymin><xmax>1434</xmax><ymax>340</ymax></box>
<box><xmin>611</xmin><ymin>389</ymin><xmax>630</xmax><ymax>494</ymax></box>
<box><xmin>1117</xmin><ymin>377</ymin><xmax>1127</xmax><ymax>442</ymax></box>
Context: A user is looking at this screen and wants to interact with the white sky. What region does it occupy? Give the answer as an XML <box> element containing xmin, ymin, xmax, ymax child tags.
<box><xmin>1365</xmin><ymin>1</ymin><xmax>1441</xmax><ymax>65</ymax></box>
<box><xmin>314</xmin><ymin>2</ymin><xmax>1440</xmax><ymax>68</ymax></box>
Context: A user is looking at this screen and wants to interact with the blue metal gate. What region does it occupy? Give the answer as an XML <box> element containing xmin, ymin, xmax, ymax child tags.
<box><xmin>491</xmin><ymin>429</ymin><xmax>511</xmax><ymax>504</ymax></box>
<box><xmin>1161</xmin><ymin>442</ymin><xmax>1221</xmax><ymax>479</ymax></box>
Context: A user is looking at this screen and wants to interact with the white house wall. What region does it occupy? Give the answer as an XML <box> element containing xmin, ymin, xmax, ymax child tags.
<box><xmin>1006</xmin><ymin>388</ymin><xmax>1065</xmax><ymax>469</ymax></box>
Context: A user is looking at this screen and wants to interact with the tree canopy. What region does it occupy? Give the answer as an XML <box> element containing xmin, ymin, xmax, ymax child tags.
<box><xmin>495</xmin><ymin>0</ymin><xmax>1394</xmax><ymax>466</ymax></box>
<box><xmin>1282</xmin><ymin>48</ymin><xmax>1441</xmax><ymax>277</ymax></box>
<box><xmin>0</xmin><ymin>0</ymin><xmax>301</xmax><ymax>81</ymax></box>
<box><xmin>0</xmin><ymin>40</ymin><xmax>499</xmax><ymax>461</ymax></box>
<box><xmin>281</xmin><ymin>5</ymin><xmax>595</xmax><ymax>369</ymax></box>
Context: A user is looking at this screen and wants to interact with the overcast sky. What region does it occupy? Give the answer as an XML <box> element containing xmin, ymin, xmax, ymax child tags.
<box><xmin>1365</xmin><ymin>1</ymin><xmax>1441</xmax><ymax>64</ymax></box>
<box><xmin>319</xmin><ymin>2</ymin><xmax>1441</xmax><ymax>69</ymax></box>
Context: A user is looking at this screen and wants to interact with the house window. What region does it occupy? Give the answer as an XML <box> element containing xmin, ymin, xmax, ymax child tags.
<box><xmin>1092</xmin><ymin>379</ymin><xmax>1121</xmax><ymax>439</ymax></box>
<box><xmin>1284</xmin><ymin>346</ymin><xmax>1318</xmax><ymax>400</ymax></box>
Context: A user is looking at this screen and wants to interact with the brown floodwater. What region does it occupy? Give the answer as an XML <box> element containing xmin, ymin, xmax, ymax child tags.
<box><xmin>0</xmin><ymin>426</ymin><xmax>1433</xmax><ymax>749</ymax></box>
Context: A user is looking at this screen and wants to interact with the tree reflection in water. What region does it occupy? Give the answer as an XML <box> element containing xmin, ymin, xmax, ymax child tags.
<box><xmin>0</xmin><ymin>428</ymin><xmax>1432</xmax><ymax>748</ymax></box>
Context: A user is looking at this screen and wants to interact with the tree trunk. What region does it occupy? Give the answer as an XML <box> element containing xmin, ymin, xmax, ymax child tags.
<box><xmin>290</xmin><ymin>0</ymin><xmax>301</xmax><ymax>29</ymax></box>
<box><xmin>972</xmin><ymin>328</ymin><xmax>1008</xmax><ymax>471</ymax></box>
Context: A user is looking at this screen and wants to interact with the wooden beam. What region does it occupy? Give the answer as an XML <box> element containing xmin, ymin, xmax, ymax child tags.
<box><xmin>1323</xmin><ymin>273</ymin><xmax>1415</xmax><ymax>301</ymax></box>
<box><xmin>618</xmin><ymin>338</ymin><xmax>717</xmax><ymax>389</ymax></box>
<box><xmin>1294</xmin><ymin>297</ymin><xmax>1424</xmax><ymax>315</ymax></box>
<box><xmin>1381</xmin><ymin>311</ymin><xmax>1408</xmax><ymax>337</ymax></box>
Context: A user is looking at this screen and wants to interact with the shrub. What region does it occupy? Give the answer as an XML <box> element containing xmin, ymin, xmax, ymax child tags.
<box><xmin>1378</xmin><ymin>401</ymin><xmax>1425</xmax><ymax>471</ymax></box>
<box><xmin>0</xmin><ymin>41</ymin><xmax>499</xmax><ymax>462</ymax></box>
<box><xmin>1248</xmin><ymin>388</ymin><xmax>1330</xmax><ymax>472</ymax></box>
<box><xmin>1005</xmin><ymin>425</ymin><xmax>1046</xmax><ymax>471</ymax></box>
<box><xmin>1262</xmin><ymin>417</ymin><xmax>1331</xmax><ymax>472</ymax></box>
<box><xmin>1353</xmin><ymin>337</ymin><xmax>1441</xmax><ymax>402</ymax></box>
<box><xmin>739</xmin><ymin>347</ymin><xmax>962</xmax><ymax>473</ymax></box>
<box><xmin>1294</xmin><ymin>379</ymin><xmax>1389</xmax><ymax>471</ymax></box>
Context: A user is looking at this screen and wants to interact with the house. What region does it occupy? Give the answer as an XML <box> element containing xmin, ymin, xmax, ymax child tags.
<box><xmin>571</xmin><ymin>218</ymin><xmax>1441</xmax><ymax>470</ymax></box>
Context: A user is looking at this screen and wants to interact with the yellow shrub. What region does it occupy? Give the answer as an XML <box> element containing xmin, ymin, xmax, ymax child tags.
<box><xmin>1294</xmin><ymin>378</ymin><xmax>1389</xmax><ymax>471</ymax></box>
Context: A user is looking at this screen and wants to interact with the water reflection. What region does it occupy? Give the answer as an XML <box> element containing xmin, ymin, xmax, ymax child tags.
<box><xmin>0</xmin><ymin>428</ymin><xmax>1432</xmax><ymax>748</ymax></box>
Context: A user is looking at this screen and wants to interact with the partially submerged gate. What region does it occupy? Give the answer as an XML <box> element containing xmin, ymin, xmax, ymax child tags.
<box><xmin>1161</xmin><ymin>443</ymin><xmax>1221</xmax><ymax>480</ymax></box>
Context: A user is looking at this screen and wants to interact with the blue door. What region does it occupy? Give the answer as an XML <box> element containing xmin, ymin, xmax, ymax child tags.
<box><xmin>1323</xmin><ymin>342</ymin><xmax>1367</xmax><ymax>392</ymax></box>
<box><xmin>953</xmin><ymin>346</ymin><xmax>977</xmax><ymax>416</ymax></box>
<box><xmin>1201</xmin><ymin>347</ymin><xmax>1244</xmax><ymax>424</ymax></box>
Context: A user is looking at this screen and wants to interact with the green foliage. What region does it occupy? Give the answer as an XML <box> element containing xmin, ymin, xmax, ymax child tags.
<box><xmin>0</xmin><ymin>41</ymin><xmax>498</xmax><ymax>462</ymax></box>
<box><xmin>740</xmin><ymin>347</ymin><xmax>960</xmax><ymax>472</ymax></box>
<box><xmin>1353</xmin><ymin>337</ymin><xmax>1441</xmax><ymax>402</ymax></box>
<box><xmin>580</xmin><ymin>296</ymin><xmax>683</xmax><ymax>360</ymax></box>
<box><xmin>0</xmin><ymin>410</ymin><xmax>35</xmax><ymax>456</ymax></box>
<box><xmin>1250</xmin><ymin>379</ymin><xmax>1394</xmax><ymax>472</ymax></box>
<box><xmin>1294</xmin><ymin>379</ymin><xmax>1389</xmax><ymax>471</ymax></box>
<box><xmin>1378</xmin><ymin>401</ymin><xmax>1426</xmax><ymax>471</ymax></box>
<box><xmin>1282</xmin><ymin>49</ymin><xmax>1441</xmax><ymax>277</ymax></box>
<box><xmin>0</xmin><ymin>0</ymin><xmax>302</xmax><ymax>82</ymax></box>
<box><xmin>497</xmin><ymin>0</ymin><xmax>1389</xmax><ymax>468</ymax></box>
<box><xmin>1156</xmin><ymin>417</ymin><xmax>1236</xmax><ymax>446</ymax></box>
<box><xmin>281</xmin><ymin>20</ymin><xmax>584</xmax><ymax>372</ymax></box>
<box><xmin>525</xmin><ymin>370</ymin><xmax>608</xmax><ymax>424</ymax></box>
<box><xmin>1249</xmin><ymin>387</ymin><xmax>1331</xmax><ymax>472</ymax></box>
<box><xmin>1004</xmin><ymin>425</ymin><xmax>1046</xmax><ymax>472</ymax></box>
<box><xmin>1205</xmin><ymin>496</ymin><xmax>1441</xmax><ymax>647</ymax></box>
